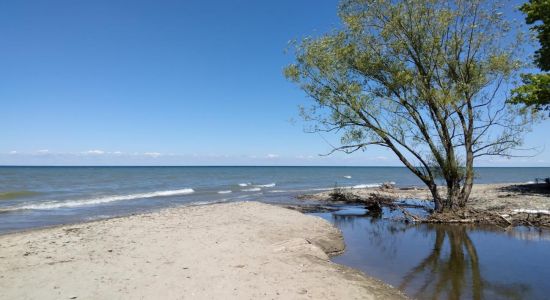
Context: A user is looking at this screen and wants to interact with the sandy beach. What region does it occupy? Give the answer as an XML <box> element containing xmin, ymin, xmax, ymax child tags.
<box><xmin>0</xmin><ymin>201</ymin><xmax>406</xmax><ymax>299</ymax></box>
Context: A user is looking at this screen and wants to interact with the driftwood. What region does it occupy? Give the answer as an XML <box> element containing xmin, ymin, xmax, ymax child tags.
<box><xmin>497</xmin><ymin>214</ymin><xmax>513</xmax><ymax>226</ymax></box>
<box><xmin>394</xmin><ymin>205</ymin><xmax>422</xmax><ymax>223</ymax></box>
<box><xmin>299</xmin><ymin>187</ymin><xmax>550</xmax><ymax>227</ymax></box>
<box><xmin>422</xmin><ymin>209</ymin><xmax>550</xmax><ymax>227</ymax></box>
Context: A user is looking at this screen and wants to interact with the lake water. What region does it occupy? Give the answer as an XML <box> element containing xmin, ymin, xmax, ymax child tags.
<box><xmin>1</xmin><ymin>166</ymin><xmax>549</xmax><ymax>233</ymax></box>
<box><xmin>1</xmin><ymin>166</ymin><xmax>549</xmax><ymax>299</ymax></box>
<box><xmin>313</xmin><ymin>206</ymin><xmax>550</xmax><ymax>300</ymax></box>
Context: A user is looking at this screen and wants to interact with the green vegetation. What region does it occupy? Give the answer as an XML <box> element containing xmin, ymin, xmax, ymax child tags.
<box><xmin>285</xmin><ymin>0</ymin><xmax>534</xmax><ymax>212</ymax></box>
<box><xmin>510</xmin><ymin>0</ymin><xmax>550</xmax><ymax>112</ymax></box>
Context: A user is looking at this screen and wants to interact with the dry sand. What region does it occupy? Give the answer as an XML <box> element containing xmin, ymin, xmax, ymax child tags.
<box><xmin>0</xmin><ymin>201</ymin><xmax>406</xmax><ymax>300</ymax></box>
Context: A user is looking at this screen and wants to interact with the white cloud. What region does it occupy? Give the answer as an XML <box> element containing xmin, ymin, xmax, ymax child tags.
<box><xmin>144</xmin><ymin>152</ymin><xmax>162</xmax><ymax>158</ymax></box>
<box><xmin>36</xmin><ymin>149</ymin><xmax>49</xmax><ymax>154</ymax></box>
<box><xmin>84</xmin><ymin>150</ymin><xmax>105</xmax><ymax>155</ymax></box>
<box><xmin>9</xmin><ymin>150</ymin><xmax>17</xmax><ymax>154</ymax></box>
<box><xmin>266</xmin><ymin>154</ymin><xmax>280</xmax><ymax>159</ymax></box>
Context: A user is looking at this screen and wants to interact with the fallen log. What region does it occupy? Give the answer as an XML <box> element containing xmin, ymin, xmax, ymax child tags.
<box><xmin>395</xmin><ymin>205</ymin><xmax>422</xmax><ymax>223</ymax></box>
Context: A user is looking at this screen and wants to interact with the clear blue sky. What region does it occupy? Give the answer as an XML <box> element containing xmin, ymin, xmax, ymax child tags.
<box><xmin>1</xmin><ymin>0</ymin><xmax>549</xmax><ymax>166</ymax></box>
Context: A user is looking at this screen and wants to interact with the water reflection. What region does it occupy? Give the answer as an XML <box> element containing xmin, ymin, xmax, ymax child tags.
<box><xmin>400</xmin><ymin>225</ymin><xmax>530</xmax><ymax>300</ymax></box>
<box><xmin>320</xmin><ymin>208</ymin><xmax>550</xmax><ymax>300</ymax></box>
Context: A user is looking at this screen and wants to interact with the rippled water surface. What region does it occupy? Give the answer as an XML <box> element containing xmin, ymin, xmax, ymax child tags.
<box><xmin>314</xmin><ymin>207</ymin><xmax>550</xmax><ymax>300</ymax></box>
<box><xmin>1</xmin><ymin>166</ymin><xmax>549</xmax><ymax>234</ymax></box>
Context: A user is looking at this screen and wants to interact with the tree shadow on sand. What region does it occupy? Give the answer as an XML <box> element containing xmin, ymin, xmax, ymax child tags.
<box><xmin>498</xmin><ymin>183</ymin><xmax>550</xmax><ymax>196</ymax></box>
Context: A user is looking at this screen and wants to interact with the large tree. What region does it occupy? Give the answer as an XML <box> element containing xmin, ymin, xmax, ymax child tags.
<box><xmin>285</xmin><ymin>0</ymin><xmax>534</xmax><ymax>212</ymax></box>
<box><xmin>510</xmin><ymin>0</ymin><xmax>550</xmax><ymax>112</ymax></box>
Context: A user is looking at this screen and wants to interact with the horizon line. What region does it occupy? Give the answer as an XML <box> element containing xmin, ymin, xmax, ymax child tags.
<box><xmin>1</xmin><ymin>165</ymin><xmax>549</xmax><ymax>168</ymax></box>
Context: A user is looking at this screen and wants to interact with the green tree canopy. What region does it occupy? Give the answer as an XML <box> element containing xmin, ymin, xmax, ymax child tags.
<box><xmin>522</xmin><ymin>0</ymin><xmax>550</xmax><ymax>70</ymax></box>
<box><xmin>286</xmin><ymin>0</ymin><xmax>534</xmax><ymax>212</ymax></box>
<box><xmin>510</xmin><ymin>0</ymin><xmax>550</xmax><ymax>111</ymax></box>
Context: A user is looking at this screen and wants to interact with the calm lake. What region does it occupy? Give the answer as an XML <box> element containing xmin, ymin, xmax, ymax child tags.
<box><xmin>313</xmin><ymin>206</ymin><xmax>550</xmax><ymax>300</ymax></box>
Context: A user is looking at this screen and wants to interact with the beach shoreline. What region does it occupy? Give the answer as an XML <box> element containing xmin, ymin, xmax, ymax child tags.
<box><xmin>299</xmin><ymin>182</ymin><xmax>550</xmax><ymax>226</ymax></box>
<box><xmin>0</xmin><ymin>201</ymin><xmax>406</xmax><ymax>299</ymax></box>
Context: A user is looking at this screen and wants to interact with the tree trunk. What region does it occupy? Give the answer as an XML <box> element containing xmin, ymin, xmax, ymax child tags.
<box><xmin>460</xmin><ymin>150</ymin><xmax>475</xmax><ymax>208</ymax></box>
<box><xmin>428</xmin><ymin>183</ymin><xmax>443</xmax><ymax>212</ymax></box>
<box><xmin>446</xmin><ymin>181</ymin><xmax>463</xmax><ymax>212</ymax></box>
<box><xmin>424</xmin><ymin>170</ymin><xmax>474</xmax><ymax>213</ymax></box>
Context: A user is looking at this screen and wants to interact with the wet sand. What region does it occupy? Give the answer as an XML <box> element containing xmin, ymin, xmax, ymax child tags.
<box><xmin>0</xmin><ymin>201</ymin><xmax>406</xmax><ymax>299</ymax></box>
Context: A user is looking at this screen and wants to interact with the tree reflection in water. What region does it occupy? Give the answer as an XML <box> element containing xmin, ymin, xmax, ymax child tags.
<box><xmin>331</xmin><ymin>213</ymin><xmax>532</xmax><ymax>299</ymax></box>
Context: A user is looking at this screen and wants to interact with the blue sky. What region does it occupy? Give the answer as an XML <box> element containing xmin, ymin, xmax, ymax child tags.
<box><xmin>1</xmin><ymin>0</ymin><xmax>549</xmax><ymax>166</ymax></box>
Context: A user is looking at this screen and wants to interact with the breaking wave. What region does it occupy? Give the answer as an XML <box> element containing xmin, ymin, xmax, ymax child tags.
<box><xmin>268</xmin><ymin>187</ymin><xmax>334</xmax><ymax>193</ymax></box>
<box><xmin>242</xmin><ymin>187</ymin><xmax>262</xmax><ymax>192</ymax></box>
<box><xmin>351</xmin><ymin>183</ymin><xmax>382</xmax><ymax>189</ymax></box>
<box><xmin>1</xmin><ymin>188</ymin><xmax>195</xmax><ymax>211</ymax></box>
<box><xmin>256</xmin><ymin>183</ymin><xmax>276</xmax><ymax>188</ymax></box>
<box><xmin>217</xmin><ymin>190</ymin><xmax>232</xmax><ymax>194</ymax></box>
<box><xmin>350</xmin><ymin>182</ymin><xmax>395</xmax><ymax>189</ymax></box>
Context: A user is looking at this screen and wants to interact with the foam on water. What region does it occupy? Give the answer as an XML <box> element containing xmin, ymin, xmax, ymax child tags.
<box><xmin>344</xmin><ymin>175</ymin><xmax>352</xmax><ymax>179</ymax></box>
<box><xmin>217</xmin><ymin>190</ymin><xmax>232</xmax><ymax>194</ymax></box>
<box><xmin>185</xmin><ymin>199</ymin><xmax>227</xmax><ymax>206</ymax></box>
<box><xmin>256</xmin><ymin>183</ymin><xmax>276</xmax><ymax>188</ymax></box>
<box><xmin>267</xmin><ymin>186</ymin><xmax>335</xmax><ymax>194</ymax></box>
<box><xmin>3</xmin><ymin>188</ymin><xmax>195</xmax><ymax>211</ymax></box>
<box><xmin>242</xmin><ymin>187</ymin><xmax>261</xmax><ymax>192</ymax></box>
<box><xmin>238</xmin><ymin>183</ymin><xmax>250</xmax><ymax>187</ymax></box>
<box><xmin>349</xmin><ymin>182</ymin><xmax>396</xmax><ymax>189</ymax></box>
<box><xmin>352</xmin><ymin>183</ymin><xmax>382</xmax><ymax>189</ymax></box>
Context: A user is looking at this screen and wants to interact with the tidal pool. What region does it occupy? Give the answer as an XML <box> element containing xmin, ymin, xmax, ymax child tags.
<box><xmin>313</xmin><ymin>206</ymin><xmax>550</xmax><ymax>300</ymax></box>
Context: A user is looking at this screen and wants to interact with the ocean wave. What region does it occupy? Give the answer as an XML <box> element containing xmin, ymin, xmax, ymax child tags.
<box><xmin>186</xmin><ymin>199</ymin><xmax>224</xmax><ymax>206</ymax></box>
<box><xmin>1</xmin><ymin>188</ymin><xmax>195</xmax><ymax>211</ymax></box>
<box><xmin>343</xmin><ymin>175</ymin><xmax>352</xmax><ymax>179</ymax></box>
<box><xmin>238</xmin><ymin>183</ymin><xmax>250</xmax><ymax>187</ymax></box>
<box><xmin>268</xmin><ymin>187</ymin><xmax>334</xmax><ymax>193</ymax></box>
<box><xmin>255</xmin><ymin>183</ymin><xmax>276</xmax><ymax>188</ymax></box>
<box><xmin>351</xmin><ymin>183</ymin><xmax>382</xmax><ymax>189</ymax></box>
<box><xmin>217</xmin><ymin>190</ymin><xmax>232</xmax><ymax>194</ymax></box>
<box><xmin>350</xmin><ymin>182</ymin><xmax>395</xmax><ymax>189</ymax></box>
<box><xmin>241</xmin><ymin>187</ymin><xmax>261</xmax><ymax>192</ymax></box>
